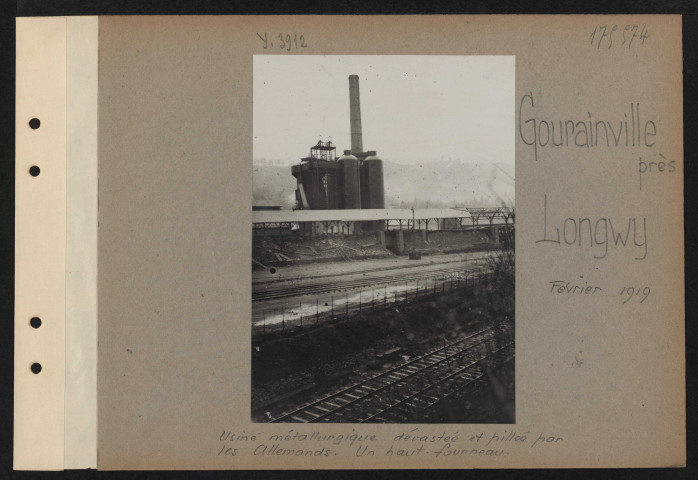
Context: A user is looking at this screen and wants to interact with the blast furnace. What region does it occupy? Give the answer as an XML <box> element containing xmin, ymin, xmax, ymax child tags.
<box><xmin>292</xmin><ymin>75</ymin><xmax>385</xmax><ymax>231</ymax></box>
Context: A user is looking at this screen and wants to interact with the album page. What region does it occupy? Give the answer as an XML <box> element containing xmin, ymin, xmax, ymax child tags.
<box><xmin>15</xmin><ymin>14</ymin><xmax>685</xmax><ymax>470</ymax></box>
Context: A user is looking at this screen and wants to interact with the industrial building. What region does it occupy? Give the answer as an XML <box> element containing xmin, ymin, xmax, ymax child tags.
<box><xmin>292</xmin><ymin>75</ymin><xmax>385</xmax><ymax>231</ymax></box>
<box><xmin>254</xmin><ymin>74</ymin><xmax>515</xmax><ymax>245</ymax></box>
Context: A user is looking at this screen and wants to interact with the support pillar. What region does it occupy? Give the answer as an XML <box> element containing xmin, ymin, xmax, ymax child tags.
<box><xmin>395</xmin><ymin>230</ymin><xmax>405</xmax><ymax>255</ymax></box>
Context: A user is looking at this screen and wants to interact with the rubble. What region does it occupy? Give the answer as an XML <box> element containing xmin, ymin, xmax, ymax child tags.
<box><xmin>252</xmin><ymin>234</ymin><xmax>392</xmax><ymax>267</ymax></box>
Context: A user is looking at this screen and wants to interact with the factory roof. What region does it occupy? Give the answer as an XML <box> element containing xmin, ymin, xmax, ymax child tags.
<box><xmin>253</xmin><ymin>208</ymin><xmax>471</xmax><ymax>224</ymax></box>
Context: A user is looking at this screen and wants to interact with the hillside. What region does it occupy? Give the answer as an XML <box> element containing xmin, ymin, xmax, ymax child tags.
<box><xmin>252</xmin><ymin>164</ymin><xmax>298</xmax><ymax>209</ymax></box>
<box><xmin>252</xmin><ymin>160</ymin><xmax>514</xmax><ymax>209</ymax></box>
<box><xmin>382</xmin><ymin>160</ymin><xmax>514</xmax><ymax>208</ymax></box>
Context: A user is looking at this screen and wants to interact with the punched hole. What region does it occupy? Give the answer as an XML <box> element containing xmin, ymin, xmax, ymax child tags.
<box><xmin>31</xmin><ymin>363</ymin><xmax>42</xmax><ymax>374</ymax></box>
<box><xmin>30</xmin><ymin>317</ymin><xmax>41</xmax><ymax>329</ymax></box>
<box><xmin>29</xmin><ymin>118</ymin><xmax>40</xmax><ymax>129</ymax></box>
<box><xmin>29</xmin><ymin>166</ymin><xmax>40</xmax><ymax>177</ymax></box>
<box><xmin>269</xmin><ymin>268</ymin><xmax>277</xmax><ymax>274</ymax></box>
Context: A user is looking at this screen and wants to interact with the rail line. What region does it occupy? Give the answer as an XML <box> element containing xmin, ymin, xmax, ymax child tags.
<box><xmin>268</xmin><ymin>324</ymin><xmax>513</xmax><ymax>423</ymax></box>
<box><xmin>253</xmin><ymin>263</ymin><xmax>489</xmax><ymax>302</ymax></box>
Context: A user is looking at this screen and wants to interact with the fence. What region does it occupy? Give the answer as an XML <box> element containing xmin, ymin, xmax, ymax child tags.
<box><xmin>252</xmin><ymin>269</ymin><xmax>491</xmax><ymax>337</ymax></box>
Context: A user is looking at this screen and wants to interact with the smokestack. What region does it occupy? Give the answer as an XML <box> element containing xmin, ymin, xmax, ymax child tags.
<box><xmin>349</xmin><ymin>74</ymin><xmax>363</xmax><ymax>154</ymax></box>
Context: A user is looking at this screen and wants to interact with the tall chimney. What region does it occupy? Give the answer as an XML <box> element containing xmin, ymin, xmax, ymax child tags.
<box><xmin>349</xmin><ymin>74</ymin><xmax>363</xmax><ymax>154</ymax></box>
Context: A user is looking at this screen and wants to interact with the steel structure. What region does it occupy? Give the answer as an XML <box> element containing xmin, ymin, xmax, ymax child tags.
<box><xmin>455</xmin><ymin>206</ymin><xmax>515</xmax><ymax>226</ymax></box>
<box><xmin>309</xmin><ymin>140</ymin><xmax>337</xmax><ymax>161</ymax></box>
<box><xmin>251</xmin><ymin>207</ymin><xmax>517</xmax><ymax>237</ymax></box>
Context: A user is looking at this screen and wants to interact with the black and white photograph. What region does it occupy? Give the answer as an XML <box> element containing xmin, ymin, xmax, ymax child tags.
<box><xmin>251</xmin><ymin>56</ymin><xmax>515</xmax><ymax>424</ymax></box>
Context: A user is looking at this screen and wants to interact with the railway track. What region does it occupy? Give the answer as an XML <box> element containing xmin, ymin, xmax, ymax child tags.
<box><xmin>268</xmin><ymin>324</ymin><xmax>513</xmax><ymax>423</ymax></box>
<box><xmin>253</xmin><ymin>263</ymin><xmax>489</xmax><ymax>302</ymax></box>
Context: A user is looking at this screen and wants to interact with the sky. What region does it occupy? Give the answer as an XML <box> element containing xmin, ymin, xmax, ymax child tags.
<box><xmin>253</xmin><ymin>55</ymin><xmax>514</xmax><ymax>173</ymax></box>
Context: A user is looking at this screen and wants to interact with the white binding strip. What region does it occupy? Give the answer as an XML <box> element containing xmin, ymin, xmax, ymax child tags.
<box><xmin>65</xmin><ymin>16</ymin><xmax>98</xmax><ymax>470</ymax></box>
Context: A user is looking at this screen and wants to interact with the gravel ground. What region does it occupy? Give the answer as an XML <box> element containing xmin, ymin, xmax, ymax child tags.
<box><xmin>252</xmin><ymin>251</ymin><xmax>491</xmax><ymax>287</ymax></box>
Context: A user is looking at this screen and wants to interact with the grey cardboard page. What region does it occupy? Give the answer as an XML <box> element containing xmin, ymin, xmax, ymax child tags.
<box><xmin>98</xmin><ymin>15</ymin><xmax>684</xmax><ymax>469</ymax></box>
